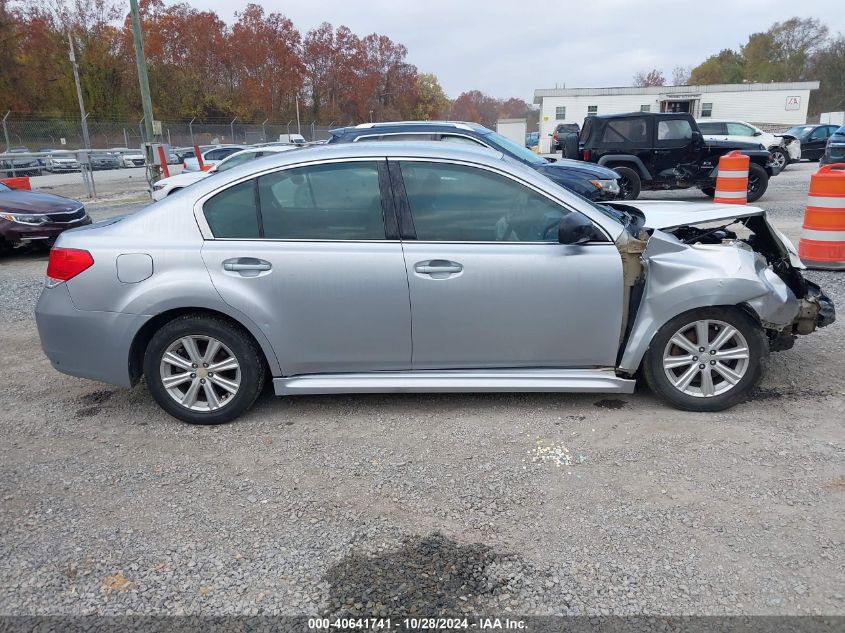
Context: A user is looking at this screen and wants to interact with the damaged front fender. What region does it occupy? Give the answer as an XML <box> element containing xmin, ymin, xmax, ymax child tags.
<box><xmin>617</xmin><ymin>230</ymin><xmax>800</xmax><ymax>373</ymax></box>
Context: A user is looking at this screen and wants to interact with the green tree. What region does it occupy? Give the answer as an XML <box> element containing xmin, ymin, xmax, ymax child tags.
<box><xmin>409</xmin><ymin>73</ymin><xmax>448</xmax><ymax>120</ymax></box>
<box><xmin>689</xmin><ymin>49</ymin><xmax>745</xmax><ymax>84</ymax></box>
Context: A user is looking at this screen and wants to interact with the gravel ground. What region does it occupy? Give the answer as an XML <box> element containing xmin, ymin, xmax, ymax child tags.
<box><xmin>0</xmin><ymin>163</ymin><xmax>843</xmax><ymax>618</ymax></box>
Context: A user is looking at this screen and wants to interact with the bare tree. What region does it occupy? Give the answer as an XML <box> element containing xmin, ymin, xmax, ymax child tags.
<box><xmin>671</xmin><ymin>66</ymin><xmax>691</xmax><ymax>85</ymax></box>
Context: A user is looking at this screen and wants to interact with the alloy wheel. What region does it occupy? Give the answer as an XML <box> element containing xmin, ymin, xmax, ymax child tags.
<box><xmin>662</xmin><ymin>319</ymin><xmax>750</xmax><ymax>398</ymax></box>
<box><xmin>770</xmin><ymin>150</ymin><xmax>787</xmax><ymax>170</ymax></box>
<box><xmin>159</xmin><ymin>335</ymin><xmax>241</xmax><ymax>411</ymax></box>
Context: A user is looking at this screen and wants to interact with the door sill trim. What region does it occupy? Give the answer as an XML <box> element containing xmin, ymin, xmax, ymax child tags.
<box><xmin>272</xmin><ymin>368</ymin><xmax>634</xmax><ymax>396</ymax></box>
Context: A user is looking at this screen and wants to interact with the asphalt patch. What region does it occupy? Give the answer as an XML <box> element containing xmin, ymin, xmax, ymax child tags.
<box><xmin>321</xmin><ymin>532</ymin><xmax>502</xmax><ymax>618</ymax></box>
<box><xmin>79</xmin><ymin>389</ymin><xmax>114</xmax><ymax>405</ymax></box>
<box><xmin>593</xmin><ymin>398</ymin><xmax>627</xmax><ymax>410</ymax></box>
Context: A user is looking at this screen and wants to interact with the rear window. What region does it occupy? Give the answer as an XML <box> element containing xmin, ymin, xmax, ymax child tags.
<box><xmin>203</xmin><ymin>180</ymin><xmax>260</xmax><ymax>239</ymax></box>
<box><xmin>697</xmin><ymin>122</ymin><xmax>723</xmax><ymax>134</ymax></box>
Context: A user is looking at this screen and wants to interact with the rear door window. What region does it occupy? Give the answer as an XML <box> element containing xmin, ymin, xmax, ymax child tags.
<box><xmin>202</xmin><ymin>180</ymin><xmax>261</xmax><ymax>239</ymax></box>
<box><xmin>697</xmin><ymin>122</ymin><xmax>726</xmax><ymax>135</ymax></box>
<box><xmin>656</xmin><ymin>119</ymin><xmax>694</xmax><ymax>146</ymax></box>
<box><xmin>257</xmin><ymin>161</ymin><xmax>385</xmax><ymax>240</ymax></box>
<box><xmin>726</xmin><ymin>122</ymin><xmax>755</xmax><ymax>136</ymax></box>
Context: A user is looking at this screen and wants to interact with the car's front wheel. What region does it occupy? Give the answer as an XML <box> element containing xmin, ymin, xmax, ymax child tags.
<box><xmin>144</xmin><ymin>315</ymin><xmax>266</xmax><ymax>424</ymax></box>
<box><xmin>770</xmin><ymin>147</ymin><xmax>788</xmax><ymax>172</ymax></box>
<box><xmin>642</xmin><ymin>307</ymin><xmax>767</xmax><ymax>412</ymax></box>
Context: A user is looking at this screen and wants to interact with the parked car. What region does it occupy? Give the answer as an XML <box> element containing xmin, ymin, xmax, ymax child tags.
<box><xmin>120</xmin><ymin>151</ymin><xmax>146</xmax><ymax>168</ymax></box>
<box><xmin>696</xmin><ymin>119</ymin><xmax>800</xmax><ymax>171</ymax></box>
<box><xmin>182</xmin><ymin>145</ymin><xmax>248</xmax><ymax>172</ymax></box>
<box><xmin>0</xmin><ymin>148</ymin><xmax>42</xmax><ymax>176</ymax></box>
<box><xmin>88</xmin><ymin>152</ymin><xmax>121</xmax><ymax>170</ymax></box>
<box><xmin>44</xmin><ymin>151</ymin><xmax>80</xmax><ymax>172</ymax></box>
<box><xmin>35</xmin><ymin>142</ymin><xmax>833</xmax><ymax>424</ymax></box>
<box><xmin>328</xmin><ymin>121</ymin><xmax>621</xmax><ymax>201</ymax></box>
<box><xmin>525</xmin><ymin>132</ymin><xmax>540</xmax><ymax>148</ymax></box>
<box><xmin>278</xmin><ymin>134</ymin><xmax>307</xmax><ymax>145</ymax></box>
<box><xmin>151</xmin><ymin>145</ymin><xmax>299</xmax><ymax>200</ymax></box>
<box><xmin>552</xmin><ymin>122</ymin><xmax>581</xmax><ymax>152</ymax></box>
<box><xmin>819</xmin><ymin>125</ymin><xmax>845</xmax><ymax>166</ymax></box>
<box><xmin>575</xmin><ymin>112</ymin><xmax>775</xmax><ymax>201</ymax></box>
<box><xmin>783</xmin><ymin>124</ymin><xmax>840</xmax><ymax>161</ymax></box>
<box><xmin>0</xmin><ymin>182</ymin><xmax>90</xmax><ymax>253</ymax></box>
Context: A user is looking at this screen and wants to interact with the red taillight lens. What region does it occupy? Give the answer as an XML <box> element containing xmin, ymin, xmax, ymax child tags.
<box><xmin>47</xmin><ymin>247</ymin><xmax>94</xmax><ymax>281</ymax></box>
<box><xmin>582</xmin><ymin>149</ymin><xmax>590</xmax><ymax>161</ymax></box>
<box><xmin>553</xmin><ymin>132</ymin><xmax>558</xmax><ymax>141</ymax></box>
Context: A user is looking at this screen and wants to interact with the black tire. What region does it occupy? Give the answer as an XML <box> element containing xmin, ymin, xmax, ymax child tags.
<box><xmin>560</xmin><ymin>133</ymin><xmax>579</xmax><ymax>160</ymax></box>
<box><xmin>769</xmin><ymin>147</ymin><xmax>788</xmax><ymax>172</ymax></box>
<box><xmin>612</xmin><ymin>165</ymin><xmax>641</xmax><ymax>200</ymax></box>
<box><xmin>700</xmin><ymin>187</ymin><xmax>715</xmax><ymax>198</ymax></box>
<box><xmin>746</xmin><ymin>162</ymin><xmax>768</xmax><ymax>203</ymax></box>
<box><xmin>642</xmin><ymin>306</ymin><xmax>767</xmax><ymax>412</ymax></box>
<box><xmin>143</xmin><ymin>314</ymin><xmax>266</xmax><ymax>425</ymax></box>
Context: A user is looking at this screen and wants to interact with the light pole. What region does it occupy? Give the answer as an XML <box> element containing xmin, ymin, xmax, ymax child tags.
<box><xmin>129</xmin><ymin>0</ymin><xmax>160</xmax><ymax>183</ymax></box>
<box><xmin>67</xmin><ymin>32</ymin><xmax>91</xmax><ymax>151</ymax></box>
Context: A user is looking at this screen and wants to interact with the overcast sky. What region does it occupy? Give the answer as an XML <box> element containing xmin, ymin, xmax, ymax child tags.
<box><xmin>193</xmin><ymin>0</ymin><xmax>845</xmax><ymax>101</ymax></box>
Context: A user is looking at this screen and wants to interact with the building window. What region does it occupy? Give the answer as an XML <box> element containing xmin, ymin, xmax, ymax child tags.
<box><xmin>555</xmin><ymin>106</ymin><xmax>566</xmax><ymax>120</ymax></box>
<box><xmin>640</xmin><ymin>105</ymin><xmax>651</xmax><ymax>112</ymax></box>
<box><xmin>701</xmin><ymin>102</ymin><xmax>713</xmax><ymax>117</ymax></box>
<box><xmin>587</xmin><ymin>105</ymin><xmax>598</xmax><ymax>116</ymax></box>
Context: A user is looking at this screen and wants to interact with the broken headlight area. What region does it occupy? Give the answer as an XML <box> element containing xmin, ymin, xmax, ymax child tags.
<box><xmin>664</xmin><ymin>215</ymin><xmax>835</xmax><ymax>345</ymax></box>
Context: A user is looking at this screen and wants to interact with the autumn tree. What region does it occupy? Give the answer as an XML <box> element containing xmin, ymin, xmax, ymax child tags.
<box><xmin>409</xmin><ymin>73</ymin><xmax>449</xmax><ymax>120</ymax></box>
<box><xmin>671</xmin><ymin>66</ymin><xmax>691</xmax><ymax>85</ymax></box>
<box><xmin>689</xmin><ymin>49</ymin><xmax>745</xmax><ymax>84</ymax></box>
<box><xmin>632</xmin><ymin>69</ymin><xmax>665</xmax><ymax>87</ymax></box>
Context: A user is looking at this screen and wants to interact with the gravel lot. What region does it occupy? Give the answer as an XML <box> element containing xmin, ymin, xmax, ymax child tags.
<box><xmin>1</xmin><ymin>162</ymin><xmax>843</xmax><ymax>618</ymax></box>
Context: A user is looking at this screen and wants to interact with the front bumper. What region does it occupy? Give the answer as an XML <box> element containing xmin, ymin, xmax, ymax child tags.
<box><xmin>35</xmin><ymin>283</ymin><xmax>148</xmax><ymax>388</ymax></box>
<box><xmin>798</xmin><ymin>280</ymin><xmax>835</xmax><ymax>332</ymax></box>
<box><xmin>0</xmin><ymin>216</ymin><xmax>91</xmax><ymax>245</ymax></box>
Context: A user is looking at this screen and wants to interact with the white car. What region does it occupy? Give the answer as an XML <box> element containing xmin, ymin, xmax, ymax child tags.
<box><xmin>697</xmin><ymin>120</ymin><xmax>800</xmax><ymax>171</ymax></box>
<box><xmin>182</xmin><ymin>145</ymin><xmax>248</xmax><ymax>172</ymax></box>
<box><xmin>120</xmin><ymin>151</ymin><xmax>146</xmax><ymax>168</ymax></box>
<box><xmin>152</xmin><ymin>145</ymin><xmax>299</xmax><ymax>200</ymax></box>
<box><xmin>44</xmin><ymin>152</ymin><xmax>80</xmax><ymax>172</ymax></box>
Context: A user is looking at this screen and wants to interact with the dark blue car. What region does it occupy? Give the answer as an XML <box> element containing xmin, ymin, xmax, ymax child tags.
<box><xmin>820</xmin><ymin>124</ymin><xmax>845</xmax><ymax>166</ymax></box>
<box><xmin>327</xmin><ymin>121</ymin><xmax>622</xmax><ymax>201</ymax></box>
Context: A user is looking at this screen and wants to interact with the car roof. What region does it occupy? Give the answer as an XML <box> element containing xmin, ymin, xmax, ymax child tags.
<box><xmin>592</xmin><ymin>112</ymin><xmax>690</xmax><ymax>120</ymax></box>
<box><xmin>696</xmin><ymin>119</ymin><xmax>756</xmax><ymax>125</ymax></box>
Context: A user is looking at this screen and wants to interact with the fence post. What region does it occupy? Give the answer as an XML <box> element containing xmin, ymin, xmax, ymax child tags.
<box><xmin>123</xmin><ymin>128</ymin><xmax>129</xmax><ymax>148</ymax></box>
<box><xmin>286</xmin><ymin>120</ymin><xmax>292</xmax><ymax>137</ymax></box>
<box><xmin>262</xmin><ymin>119</ymin><xmax>268</xmax><ymax>142</ymax></box>
<box><xmin>230</xmin><ymin>117</ymin><xmax>237</xmax><ymax>143</ymax></box>
<box><xmin>189</xmin><ymin>117</ymin><xmax>195</xmax><ymax>146</ymax></box>
<box><xmin>139</xmin><ymin>117</ymin><xmax>145</xmax><ymax>145</ymax></box>
<box><xmin>2</xmin><ymin>111</ymin><xmax>10</xmax><ymax>152</ymax></box>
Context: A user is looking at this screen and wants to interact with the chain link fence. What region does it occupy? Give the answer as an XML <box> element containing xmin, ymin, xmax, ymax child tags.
<box><xmin>2</xmin><ymin>114</ymin><xmax>350</xmax><ymax>151</ymax></box>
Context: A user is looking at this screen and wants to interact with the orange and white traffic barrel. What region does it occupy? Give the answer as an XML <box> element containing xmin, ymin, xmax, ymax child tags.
<box><xmin>798</xmin><ymin>163</ymin><xmax>845</xmax><ymax>270</ymax></box>
<box><xmin>714</xmin><ymin>150</ymin><xmax>750</xmax><ymax>204</ymax></box>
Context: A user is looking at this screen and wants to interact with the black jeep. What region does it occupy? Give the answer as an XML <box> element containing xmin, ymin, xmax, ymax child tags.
<box><xmin>571</xmin><ymin>112</ymin><xmax>775</xmax><ymax>202</ymax></box>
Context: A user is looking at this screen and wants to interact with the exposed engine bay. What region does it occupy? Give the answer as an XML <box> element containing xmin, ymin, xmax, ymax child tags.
<box><xmin>603</xmin><ymin>201</ymin><xmax>836</xmax><ymax>372</ymax></box>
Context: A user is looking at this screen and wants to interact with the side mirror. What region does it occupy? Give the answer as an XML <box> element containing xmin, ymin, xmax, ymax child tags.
<box><xmin>558</xmin><ymin>213</ymin><xmax>595</xmax><ymax>245</ymax></box>
<box><xmin>691</xmin><ymin>130</ymin><xmax>702</xmax><ymax>143</ymax></box>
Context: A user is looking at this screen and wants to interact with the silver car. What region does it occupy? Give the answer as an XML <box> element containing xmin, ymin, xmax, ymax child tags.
<box><xmin>35</xmin><ymin>143</ymin><xmax>834</xmax><ymax>424</ymax></box>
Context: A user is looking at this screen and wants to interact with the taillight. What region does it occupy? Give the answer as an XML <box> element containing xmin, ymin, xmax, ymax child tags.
<box><xmin>553</xmin><ymin>132</ymin><xmax>558</xmax><ymax>141</ymax></box>
<box><xmin>182</xmin><ymin>161</ymin><xmax>187</xmax><ymax>169</ymax></box>
<box><xmin>47</xmin><ymin>247</ymin><xmax>94</xmax><ymax>282</ymax></box>
<box><xmin>582</xmin><ymin>149</ymin><xmax>590</xmax><ymax>161</ymax></box>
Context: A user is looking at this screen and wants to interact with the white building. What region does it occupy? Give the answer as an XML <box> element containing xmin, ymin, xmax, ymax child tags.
<box><xmin>533</xmin><ymin>81</ymin><xmax>819</xmax><ymax>153</ymax></box>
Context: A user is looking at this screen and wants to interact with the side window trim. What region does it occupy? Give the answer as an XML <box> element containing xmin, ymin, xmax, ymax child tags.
<box><xmin>195</xmin><ymin>157</ymin><xmax>401</xmax><ymax>242</ymax></box>
<box><xmin>387</xmin><ymin>157</ymin><xmax>610</xmax><ymax>244</ymax></box>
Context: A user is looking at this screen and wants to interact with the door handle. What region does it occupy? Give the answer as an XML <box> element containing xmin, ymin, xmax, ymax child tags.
<box><xmin>414</xmin><ymin>260</ymin><xmax>463</xmax><ymax>275</ymax></box>
<box><xmin>222</xmin><ymin>258</ymin><xmax>272</xmax><ymax>277</ymax></box>
<box><xmin>224</xmin><ymin>262</ymin><xmax>271</xmax><ymax>272</ymax></box>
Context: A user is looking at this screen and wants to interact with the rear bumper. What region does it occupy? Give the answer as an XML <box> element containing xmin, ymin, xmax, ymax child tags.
<box><xmin>35</xmin><ymin>284</ymin><xmax>148</xmax><ymax>388</ymax></box>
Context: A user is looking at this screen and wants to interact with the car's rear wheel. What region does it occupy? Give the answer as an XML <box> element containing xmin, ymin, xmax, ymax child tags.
<box><xmin>642</xmin><ymin>307</ymin><xmax>767</xmax><ymax>412</ymax></box>
<box><xmin>144</xmin><ymin>315</ymin><xmax>266</xmax><ymax>424</ymax></box>
<box><xmin>612</xmin><ymin>166</ymin><xmax>641</xmax><ymax>200</ymax></box>
<box><xmin>746</xmin><ymin>163</ymin><xmax>768</xmax><ymax>202</ymax></box>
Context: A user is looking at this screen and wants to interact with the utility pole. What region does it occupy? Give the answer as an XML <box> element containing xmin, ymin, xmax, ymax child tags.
<box><xmin>67</xmin><ymin>32</ymin><xmax>91</xmax><ymax>150</ymax></box>
<box><xmin>129</xmin><ymin>0</ymin><xmax>161</xmax><ymax>183</ymax></box>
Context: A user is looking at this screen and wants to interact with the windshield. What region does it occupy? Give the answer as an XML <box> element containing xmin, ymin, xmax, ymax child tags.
<box><xmin>0</xmin><ymin>183</ymin><xmax>10</xmax><ymax>192</ymax></box>
<box><xmin>482</xmin><ymin>131</ymin><xmax>545</xmax><ymax>166</ymax></box>
<box><xmin>786</xmin><ymin>125</ymin><xmax>814</xmax><ymax>137</ymax></box>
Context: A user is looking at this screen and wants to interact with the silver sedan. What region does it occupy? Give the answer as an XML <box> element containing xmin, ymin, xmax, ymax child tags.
<box><xmin>35</xmin><ymin>142</ymin><xmax>834</xmax><ymax>424</ymax></box>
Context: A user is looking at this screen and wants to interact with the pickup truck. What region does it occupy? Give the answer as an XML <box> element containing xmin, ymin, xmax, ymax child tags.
<box><xmin>571</xmin><ymin>112</ymin><xmax>775</xmax><ymax>201</ymax></box>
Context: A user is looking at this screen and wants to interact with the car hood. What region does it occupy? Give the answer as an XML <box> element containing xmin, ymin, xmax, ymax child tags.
<box><xmin>159</xmin><ymin>172</ymin><xmax>209</xmax><ymax>186</ymax></box>
<box><xmin>50</xmin><ymin>156</ymin><xmax>78</xmax><ymax>162</ymax></box>
<box><xmin>610</xmin><ymin>200</ymin><xmax>804</xmax><ymax>269</ymax></box>
<box><xmin>535</xmin><ymin>159</ymin><xmax>619</xmax><ymax>179</ymax></box>
<box><xmin>702</xmin><ymin>138</ymin><xmax>768</xmax><ymax>153</ymax></box>
<box><xmin>0</xmin><ymin>190</ymin><xmax>83</xmax><ymax>214</ymax></box>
